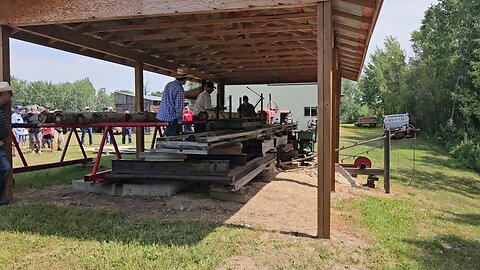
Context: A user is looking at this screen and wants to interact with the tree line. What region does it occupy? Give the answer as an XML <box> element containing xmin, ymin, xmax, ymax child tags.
<box><xmin>341</xmin><ymin>0</ymin><xmax>480</xmax><ymax>171</ymax></box>
<box><xmin>11</xmin><ymin>77</ymin><xmax>115</xmax><ymax>112</ymax></box>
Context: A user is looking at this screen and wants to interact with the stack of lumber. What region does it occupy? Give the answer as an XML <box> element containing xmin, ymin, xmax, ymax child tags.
<box><xmin>107</xmin><ymin>124</ymin><xmax>296</xmax><ymax>191</ymax></box>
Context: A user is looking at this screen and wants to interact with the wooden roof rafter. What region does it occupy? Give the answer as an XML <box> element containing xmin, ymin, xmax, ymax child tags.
<box><xmin>0</xmin><ymin>0</ymin><xmax>383</xmax><ymax>84</ymax></box>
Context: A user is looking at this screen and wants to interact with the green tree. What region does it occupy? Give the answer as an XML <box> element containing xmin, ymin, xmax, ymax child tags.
<box><xmin>359</xmin><ymin>36</ymin><xmax>407</xmax><ymax>117</ymax></box>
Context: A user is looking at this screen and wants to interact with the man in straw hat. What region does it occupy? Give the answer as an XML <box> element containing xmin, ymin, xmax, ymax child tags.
<box><xmin>0</xmin><ymin>81</ymin><xmax>14</xmax><ymax>205</ymax></box>
<box><xmin>156</xmin><ymin>67</ymin><xmax>189</xmax><ymax>136</ymax></box>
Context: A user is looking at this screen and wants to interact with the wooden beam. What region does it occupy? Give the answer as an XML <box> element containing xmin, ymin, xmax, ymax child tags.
<box><xmin>335</xmin><ymin>33</ymin><xmax>366</xmax><ymax>45</ymax></box>
<box><xmin>142</xmin><ymin>36</ymin><xmax>317</xmax><ymax>49</ymax></box>
<box><xmin>82</xmin><ymin>11</ymin><xmax>317</xmax><ymax>33</ymax></box>
<box><xmin>166</xmin><ymin>49</ymin><xmax>316</xmax><ymax>61</ymax></box>
<box><xmin>109</xmin><ymin>24</ymin><xmax>317</xmax><ymax>42</ymax></box>
<box><xmin>317</xmin><ymin>1</ymin><xmax>332</xmax><ymax>239</ymax></box>
<box><xmin>0</xmin><ymin>0</ymin><xmax>325</xmax><ymax>26</ymax></box>
<box><xmin>17</xmin><ymin>25</ymin><xmax>209</xmax><ymax>79</ymax></box>
<box><xmin>339</xmin><ymin>0</ymin><xmax>376</xmax><ymax>9</ymax></box>
<box><xmin>335</xmin><ymin>23</ymin><xmax>368</xmax><ymax>36</ymax></box>
<box><xmin>0</xmin><ymin>26</ymin><xmax>13</xmax><ymax>201</ymax></box>
<box><xmin>333</xmin><ymin>10</ymin><xmax>372</xmax><ymax>24</ymax></box>
<box><xmin>135</xmin><ymin>61</ymin><xmax>145</xmax><ymax>159</ymax></box>
<box><xmin>152</xmin><ymin>42</ymin><xmax>317</xmax><ymax>56</ymax></box>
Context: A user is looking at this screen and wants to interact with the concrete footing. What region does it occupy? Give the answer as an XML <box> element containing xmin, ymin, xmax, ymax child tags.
<box><xmin>210</xmin><ymin>185</ymin><xmax>250</xmax><ymax>204</ymax></box>
<box><xmin>72</xmin><ymin>180</ymin><xmax>186</xmax><ymax>197</ymax></box>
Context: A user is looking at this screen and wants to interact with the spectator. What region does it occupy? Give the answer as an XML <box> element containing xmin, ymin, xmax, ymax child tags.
<box><xmin>53</xmin><ymin>109</ymin><xmax>64</xmax><ymax>151</ymax></box>
<box><xmin>25</xmin><ymin>105</ymin><xmax>42</xmax><ymax>154</ymax></box>
<box><xmin>80</xmin><ymin>106</ymin><xmax>93</xmax><ymax>145</ymax></box>
<box><xmin>11</xmin><ymin>105</ymin><xmax>25</xmax><ymax>156</ymax></box>
<box><xmin>182</xmin><ymin>104</ymin><xmax>194</xmax><ymax>133</ymax></box>
<box><xmin>42</xmin><ymin>127</ymin><xmax>56</xmax><ymax>152</ymax></box>
<box><xmin>122</xmin><ymin>108</ymin><xmax>132</xmax><ymax>144</ymax></box>
<box><xmin>0</xmin><ymin>81</ymin><xmax>14</xmax><ymax>206</ymax></box>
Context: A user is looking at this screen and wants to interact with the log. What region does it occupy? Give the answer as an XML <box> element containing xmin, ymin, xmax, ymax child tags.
<box><xmin>38</xmin><ymin>112</ymin><xmax>56</xmax><ymax>123</ymax></box>
<box><xmin>127</xmin><ymin>112</ymin><xmax>157</xmax><ymax>122</ymax></box>
<box><xmin>54</xmin><ymin>112</ymin><xmax>80</xmax><ymax>124</ymax></box>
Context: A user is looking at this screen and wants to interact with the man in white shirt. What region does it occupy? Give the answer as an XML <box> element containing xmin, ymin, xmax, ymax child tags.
<box><xmin>193</xmin><ymin>81</ymin><xmax>215</xmax><ymax>114</ymax></box>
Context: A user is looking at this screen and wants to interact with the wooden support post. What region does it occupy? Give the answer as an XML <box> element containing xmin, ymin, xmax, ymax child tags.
<box><xmin>384</xmin><ymin>129</ymin><xmax>391</xmax><ymax>194</ymax></box>
<box><xmin>317</xmin><ymin>1</ymin><xmax>333</xmax><ymax>239</ymax></box>
<box><xmin>135</xmin><ymin>61</ymin><xmax>144</xmax><ymax>159</ymax></box>
<box><xmin>0</xmin><ymin>26</ymin><xmax>12</xmax><ymax>201</ymax></box>
<box><xmin>217</xmin><ymin>82</ymin><xmax>225</xmax><ymax>111</ymax></box>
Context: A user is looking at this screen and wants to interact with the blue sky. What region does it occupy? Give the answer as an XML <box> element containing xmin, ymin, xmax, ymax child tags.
<box><xmin>10</xmin><ymin>0</ymin><xmax>438</xmax><ymax>93</ymax></box>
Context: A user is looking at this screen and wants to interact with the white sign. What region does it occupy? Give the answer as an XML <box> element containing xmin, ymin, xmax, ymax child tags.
<box><xmin>383</xmin><ymin>114</ymin><xmax>409</xmax><ymax>130</ymax></box>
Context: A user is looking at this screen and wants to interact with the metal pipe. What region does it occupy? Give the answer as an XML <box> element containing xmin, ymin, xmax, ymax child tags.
<box><xmin>260</xmin><ymin>93</ymin><xmax>264</xmax><ymax>122</ymax></box>
<box><xmin>384</xmin><ymin>129</ymin><xmax>391</xmax><ymax>194</ymax></box>
<box><xmin>335</xmin><ymin>135</ymin><xmax>385</xmax><ymax>152</ymax></box>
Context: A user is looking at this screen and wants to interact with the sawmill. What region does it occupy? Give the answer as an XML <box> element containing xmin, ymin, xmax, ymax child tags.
<box><xmin>35</xmin><ymin>103</ymin><xmax>300</xmax><ymax>195</ymax></box>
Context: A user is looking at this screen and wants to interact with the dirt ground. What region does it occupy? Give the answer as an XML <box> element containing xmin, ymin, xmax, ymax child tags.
<box><xmin>15</xmin><ymin>165</ymin><xmax>386</xmax><ymax>268</ymax></box>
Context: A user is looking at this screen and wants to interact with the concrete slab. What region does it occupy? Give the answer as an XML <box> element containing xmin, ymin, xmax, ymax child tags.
<box><xmin>72</xmin><ymin>180</ymin><xmax>186</xmax><ymax>197</ymax></box>
<box><xmin>122</xmin><ymin>182</ymin><xmax>185</xmax><ymax>197</ymax></box>
<box><xmin>72</xmin><ymin>180</ymin><xmax>122</xmax><ymax>196</ymax></box>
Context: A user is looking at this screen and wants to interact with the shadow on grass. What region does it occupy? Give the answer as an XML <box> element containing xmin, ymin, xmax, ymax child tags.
<box><xmin>404</xmin><ymin>235</ymin><xmax>480</xmax><ymax>269</ymax></box>
<box><xmin>439</xmin><ymin>211</ymin><xmax>480</xmax><ymax>227</ymax></box>
<box><xmin>395</xmin><ymin>170</ymin><xmax>480</xmax><ymax>198</ymax></box>
<box><xmin>13</xmin><ymin>156</ymin><xmax>116</xmax><ymax>191</ymax></box>
<box><xmin>0</xmin><ymin>203</ymin><xmax>241</xmax><ymax>246</ymax></box>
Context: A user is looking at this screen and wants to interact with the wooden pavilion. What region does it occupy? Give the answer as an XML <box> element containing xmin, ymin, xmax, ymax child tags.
<box><xmin>0</xmin><ymin>0</ymin><xmax>383</xmax><ymax>238</ymax></box>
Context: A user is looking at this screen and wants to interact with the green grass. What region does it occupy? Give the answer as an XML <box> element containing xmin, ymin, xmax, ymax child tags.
<box><xmin>1</xmin><ymin>126</ymin><xmax>479</xmax><ymax>269</ymax></box>
<box><xmin>338</xmin><ymin>124</ymin><xmax>480</xmax><ymax>269</ymax></box>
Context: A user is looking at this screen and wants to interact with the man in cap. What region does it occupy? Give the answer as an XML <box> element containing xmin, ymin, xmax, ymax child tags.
<box><xmin>156</xmin><ymin>67</ymin><xmax>188</xmax><ymax>136</ymax></box>
<box><xmin>193</xmin><ymin>81</ymin><xmax>216</xmax><ymax>133</ymax></box>
<box><xmin>237</xmin><ymin>95</ymin><xmax>256</xmax><ymax>117</ymax></box>
<box><xmin>81</xmin><ymin>106</ymin><xmax>93</xmax><ymax>145</ymax></box>
<box><xmin>0</xmin><ymin>81</ymin><xmax>14</xmax><ymax>205</ymax></box>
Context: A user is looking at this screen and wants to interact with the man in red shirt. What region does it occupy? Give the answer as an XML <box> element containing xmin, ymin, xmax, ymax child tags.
<box><xmin>182</xmin><ymin>104</ymin><xmax>194</xmax><ymax>133</ymax></box>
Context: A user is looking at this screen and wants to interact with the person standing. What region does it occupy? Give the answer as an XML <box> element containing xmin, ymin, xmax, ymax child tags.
<box><xmin>237</xmin><ymin>95</ymin><xmax>256</xmax><ymax>117</ymax></box>
<box><xmin>25</xmin><ymin>105</ymin><xmax>42</xmax><ymax>154</ymax></box>
<box><xmin>193</xmin><ymin>81</ymin><xmax>215</xmax><ymax>133</ymax></box>
<box><xmin>11</xmin><ymin>105</ymin><xmax>25</xmax><ymax>156</ymax></box>
<box><xmin>182</xmin><ymin>104</ymin><xmax>194</xmax><ymax>133</ymax></box>
<box><xmin>0</xmin><ymin>82</ymin><xmax>14</xmax><ymax>205</ymax></box>
<box><xmin>156</xmin><ymin>68</ymin><xmax>188</xmax><ymax>136</ymax></box>
<box><xmin>81</xmin><ymin>106</ymin><xmax>93</xmax><ymax>145</ymax></box>
<box><xmin>105</xmin><ymin>106</ymin><xmax>114</xmax><ymax>144</ymax></box>
<box><xmin>122</xmin><ymin>108</ymin><xmax>132</xmax><ymax>144</ymax></box>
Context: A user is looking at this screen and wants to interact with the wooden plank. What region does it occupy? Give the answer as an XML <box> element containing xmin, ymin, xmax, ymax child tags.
<box><xmin>82</xmin><ymin>11</ymin><xmax>317</xmax><ymax>33</ymax></box>
<box><xmin>142</xmin><ymin>36</ymin><xmax>316</xmax><ymax>49</ymax></box>
<box><xmin>0</xmin><ymin>26</ymin><xmax>12</xmax><ymax>201</ymax></box>
<box><xmin>112</xmin><ymin>159</ymin><xmax>230</xmax><ymax>174</ymax></box>
<box><xmin>339</xmin><ymin>0</ymin><xmax>376</xmax><ymax>9</ymax></box>
<box><xmin>110</xmin><ymin>24</ymin><xmax>317</xmax><ymax>42</ymax></box>
<box><xmin>335</xmin><ymin>23</ymin><xmax>368</xmax><ymax>36</ymax></box>
<box><xmin>344</xmin><ymin>168</ymin><xmax>385</xmax><ymax>175</ymax></box>
<box><xmin>16</xmin><ymin>25</ymin><xmax>208</xmax><ymax>79</ymax></box>
<box><xmin>135</xmin><ymin>61</ymin><xmax>144</xmax><ymax>159</ymax></box>
<box><xmin>154</xmin><ymin>42</ymin><xmax>317</xmax><ymax>56</ymax></box>
<box><xmin>188</xmin><ymin>154</ymin><xmax>247</xmax><ymax>167</ymax></box>
<box><xmin>333</xmin><ymin>9</ymin><xmax>372</xmax><ymax>24</ymax></box>
<box><xmin>0</xmin><ymin>1</ymin><xmax>325</xmax><ymax>26</ymax></box>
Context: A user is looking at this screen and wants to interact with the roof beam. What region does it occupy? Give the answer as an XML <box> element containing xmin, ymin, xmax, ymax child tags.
<box><xmin>81</xmin><ymin>12</ymin><xmax>317</xmax><ymax>33</ymax></box>
<box><xmin>109</xmin><ymin>24</ymin><xmax>317</xmax><ymax>42</ymax></box>
<box><xmin>333</xmin><ymin>10</ymin><xmax>372</xmax><ymax>24</ymax></box>
<box><xmin>16</xmin><ymin>25</ymin><xmax>209</xmax><ymax>79</ymax></box>
<box><xmin>338</xmin><ymin>0</ymin><xmax>376</xmax><ymax>9</ymax></box>
<box><xmin>142</xmin><ymin>36</ymin><xmax>317</xmax><ymax>49</ymax></box>
<box><xmin>152</xmin><ymin>42</ymin><xmax>317</xmax><ymax>55</ymax></box>
<box><xmin>0</xmin><ymin>0</ymin><xmax>325</xmax><ymax>26</ymax></box>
